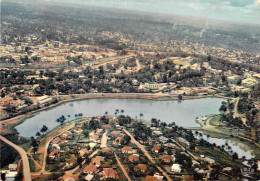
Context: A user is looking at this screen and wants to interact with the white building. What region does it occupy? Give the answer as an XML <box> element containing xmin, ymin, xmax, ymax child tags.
<box><xmin>171</xmin><ymin>164</ymin><xmax>182</xmax><ymax>173</ymax></box>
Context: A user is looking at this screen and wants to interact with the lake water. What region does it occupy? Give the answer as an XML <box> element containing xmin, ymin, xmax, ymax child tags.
<box><xmin>195</xmin><ymin>131</ymin><xmax>254</xmax><ymax>159</ymax></box>
<box><xmin>15</xmin><ymin>97</ymin><xmax>255</xmax><ymax>158</ymax></box>
<box><xmin>16</xmin><ymin>97</ymin><xmax>225</xmax><ymax>137</ymax></box>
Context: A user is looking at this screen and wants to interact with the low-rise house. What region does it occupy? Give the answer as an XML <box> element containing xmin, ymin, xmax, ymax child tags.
<box><xmin>121</xmin><ymin>146</ymin><xmax>133</xmax><ymax>154</ymax></box>
<box><xmin>91</xmin><ymin>156</ymin><xmax>105</xmax><ymax>167</ymax></box>
<box><xmin>78</xmin><ymin>149</ymin><xmax>88</xmax><ymax>157</ymax></box>
<box><xmin>52</xmin><ymin>137</ymin><xmax>61</xmax><ymax>144</ymax></box>
<box><xmin>0</xmin><ymin>96</ymin><xmax>13</xmax><ymax>106</ymax></box>
<box><xmin>64</xmin><ymin>178</ymin><xmax>76</xmax><ymax>181</ymax></box>
<box><xmin>8</xmin><ymin>164</ymin><xmax>18</xmax><ymax>171</ymax></box>
<box><xmin>110</xmin><ymin>131</ymin><xmax>120</xmax><ymax>136</ymax></box>
<box><xmin>137</xmin><ymin>164</ymin><xmax>147</xmax><ymax>172</ymax></box>
<box><xmin>114</xmin><ymin>137</ymin><xmax>123</xmax><ymax>145</ymax></box>
<box><xmin>161</xmin><ymin>155</ymin><xmax>172</xmax><ymax>163</ymax></box>
<box><xmin>101</xmin><ymin>147</ymin><xmax>110</xmax><ymax>154</ymax></box>
<box><xmin>61</xmin><ymin>131</ymin><xmax>72</xmax><ymax>139</ymax></box>
<box><xmin>159</xmin><ymin>136</ymin><xmax>168</xmax><ymax>143</ymax></box>
<box><xmin>177</xmin><ymin>137</ymin><xmax>190</xmax><ymax>146</ymax></box>
<box><xmin>36</xmin><ymin>95</ymin><xmax>53</xmax><ymax>105</ymax></box>
<box><xmin>152</xmin><ymin>146</ymin><xmax>160</xmax><ymax>153</ymax></box>
<box><xmin>84</xmin><ymin>163</ymin><xmax>97</xmax><ymax>174</ymax></box>
<box><xmin>49</xmin><ymin>149</ymin><xmax>60</xmax><ymax>159</ymax></box>
<box><xmin>223</xmin><ymin>167</ymin><xmax>232</xmax><ymax>173</ymax></box>
<box><xmin>89</xmin><ymin>135</ymin><xmax>99</xmax><ymax>142</ymax></box>
<box><xmin>205</xmin><ymin>157</ymin><xmax>215</xmax><ymax>164</ymax></box>
<box><xmin>154</xmin><ymin>173</ymin><xmax>164</xmax><ymax>180</ymax></box>
<box><xmin>171</xmin><ymin>164</ymin><xmax>182</xmax><ymax>173</ymax></box>
<box><xmin>145</xmin><ymin>175</ymin><xmax>158</xmax><ymax>181</ymax></box>
<box><xmin>51</xmin><ymin>143</ymin><xmax>60</xmax><ymax>150</ymax></box>
<box><xmin>84</xmin><ymin>174</ymin><xmax>94</xmax><ymax>181</ymax></box>
<box><xmin>143</xmin><ymin>138</ymin><xmax>153</xmax><ymax>145</ymax></box>
<box><xmin>103</xmin><ymin>168</ymin><xmax>117</xmax><ymax>179</ymax></box>
<box><xmin>167</xmin><ymin>143</ymin><xmax>177</xmax><ymax>148</ymax></box>
<box><xmin>152</xmin><ymin>131</ymin><xmax>163</xmax><ymax>136</ymax></box>
<box><xmin>128</xmin><ymin>154</ymin><xmax>139</xmax><ymax>162</ymax></box>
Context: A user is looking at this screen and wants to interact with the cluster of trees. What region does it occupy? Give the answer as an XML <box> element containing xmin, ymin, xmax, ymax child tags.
<box><xmin>131</xmin><ymin>122</ymin><xmax>152</xmax><ymax>142</ymax></box>
<box><xmin>82</xmin><ymin>117</ymin><xmax>100</xmax><ymax>130</ymax></box>
<box><xmin>0</xmin><ymin>141</ymin><xmax>19</xmax><ymax>168</ymax></box>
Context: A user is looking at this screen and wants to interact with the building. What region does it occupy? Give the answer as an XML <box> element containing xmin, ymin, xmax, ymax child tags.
<box><xmin>52</xmin><ymin>137</ymin><xmax>61</xmax><ymax>144</ymax></box>
<box><xmin>8</xmin><ymin>164</ymin><xmax>18</xmax><ymax>171</ymax></box>
<box><xmin>161</xmin><ymin>155</ymin><xmax>172</xmax><ymax>163</ymax></box>
<box><xmin>103</xmin><ymin>168</ymin><xmax>117</xmax><ymax>179</ymax></box>
<box><xmin>0</xmin><ymin>96</ymin><xmax>13</xmax><ymax>106</ymax></box>
<box><xmin>89</xmin><ymin>135</ymin><xmax>99</xmax><ymax>142</ymax></box>
<box><xmin>91</xmin><ymin>156</ymin><xmax>105</xmax><ymax>167</ymax></box>
<box><xmin>205</xmin><ymin>157</ymin><xmax>215</xmax><ymax>164</ymax></box>
<box><xmin>114</xmin><ymin>137</ymin><xmax>123</xmax><ymax>145</ymax></box>
<box><xmin>84</xmin><ymin>163</ymin><xmax>97</xmax><ymax>174</ymax></box>
<box><xmin>152</xmin><ymin>146</ymin><xmax>160</xmax><ymax>153</ymax></box>
<box><xmin>36</xmin><ymin>95</ymin><xmax>53</xmax><ymax>105</ymax></box>
<box><xmin>171</xmin><ymin>164</ymin><xmax>182</xmax><ymax>173</ymax></box>
<box><xmin>128</xmin><ymin>154</ymin><xmax>139</xmax><ymax>162</ymax></box>
<box><xmin>84</xmin><ymin>174</ymin><xmax>94</xmax><ymax>181</ymax></box>
<box><xmin>145</xmin><ymin>175</ymin><xmax>158</xmax><ymax>181</ymax></box>
<box><xmin>137</xmin><ymin>164</ymin><xmax>147</xmax><ymax>172</ymax></box>
<box><xmin>121</xmin><ymin>146</ymin><xmax>133</xmax><ymax>154</ymax></box>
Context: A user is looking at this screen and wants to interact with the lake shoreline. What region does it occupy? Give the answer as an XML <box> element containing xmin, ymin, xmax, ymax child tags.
<box><xmin>0</xmin><ymin>92</ymin><xmax>228</xmax><ymax>136</ymax></box>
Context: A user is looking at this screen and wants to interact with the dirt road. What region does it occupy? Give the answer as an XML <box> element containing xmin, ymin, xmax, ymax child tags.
<box><xmin>114</xmin><ymin>153</ymin><xmax>131</xmax><ymax>181</ymax></box>
<box><xmin>123</xmin><ymin>129</ymin><xmax>172</xmax><ymax>181</ymax></box>
<box><xmin>0</xmin><ymin>135</ymin><xmax>31</xmax><ymax>181</ymax></box>
<box><xmin>100</xmin><ymin>131</ymin><xmax>108</xmax><ymax>148</ymax></box>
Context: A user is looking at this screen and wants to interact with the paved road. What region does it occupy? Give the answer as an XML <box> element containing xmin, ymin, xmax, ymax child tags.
<box><xmin>0</xmin><ymin>135</ymin><xmax>31</xmax><ymax>181</ymax></box>
<box><xmin>114</xmin><ymin>153</ymin><xmax>131</xmax><ymax>181</ymax></box>
<box><xmin>123</xmin><ymin>129</ymin><xmax>172</xmax><ymax>181</ymax></box>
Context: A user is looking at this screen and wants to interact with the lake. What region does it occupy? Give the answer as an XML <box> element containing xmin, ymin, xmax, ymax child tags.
<box><xmin>16</xmin><ymin>97</ymin><xmax>226</xmax><ymax>137</ymax></box>
<box><xmin>16</xmin><ymin>97</ymin><xmax>255</xmax><ymax>158</ymax></box>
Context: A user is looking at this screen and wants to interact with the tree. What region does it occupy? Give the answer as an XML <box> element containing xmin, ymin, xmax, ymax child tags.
<box><xmin>36</xmin><ymin>132</ymin><xmax>41</xmax><ymax>137</ymax></box>
<box><xmin>30</xmin><ymin>137</ymin><xmax>39</xmax><ymax>157</ymax></box>
<box><xmin>24</xmin><ymin>97</ymin><xmax>33</xmax><ymax>105</ymax></box>
<box><xmin>232</xmin><ymin>152</ymin><xmax>238</xmax><ymax>160</ymax></box>
<box><xmin>178</xmin><ymin>95</ymin><xmax>183</xmax><ymax>100</ymax></box>
<box><xmin>40</xmin><ymin>125</ymin><xmax>48</xmax><ymax>134</ymax></box>
<box><xmin>83</xmin><ymin>130</ymin><xmax>89</xmax><ymax>138</ymax></box>
<box><xmin>139</xmin><ymin>113</ymin><xmax>144</xmax><ymax>119</ymax></box>
<box><xmin>1</xmin><ymin>90</ymin><xmax>5</xmax><ymax>98</ymax></box>
<box><xmin>120</xmin><ymin>109</ymin><xmax>124</xmax><ymax>115</ymax></box>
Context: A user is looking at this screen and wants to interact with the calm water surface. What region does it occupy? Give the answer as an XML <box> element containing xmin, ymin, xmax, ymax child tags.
<box><xmin>16</xmin><ymin>97</ymin><xmax>255</xmax><ymax>158</ymax></box>
<box><xmin>16</xmin><ymin>97</ymin><xmax>225</xmax><ymax>137</ymax></box>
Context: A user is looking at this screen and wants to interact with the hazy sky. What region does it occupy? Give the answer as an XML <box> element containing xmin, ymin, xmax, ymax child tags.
<box><xmin>43</xmin><ymin>0</ymin><xmax>260</xmax><ymax>25</ymax></box>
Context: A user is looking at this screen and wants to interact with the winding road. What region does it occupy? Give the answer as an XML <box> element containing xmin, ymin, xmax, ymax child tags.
<box><xmin>0</xmin><ymin>135</ymin><xmax>31</xmax><ymax>181</ymax></box>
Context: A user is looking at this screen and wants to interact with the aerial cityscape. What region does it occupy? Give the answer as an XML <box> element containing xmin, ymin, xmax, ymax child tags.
<box><xmin>0</xmin><ymin>0</ymin><xmax>260</xmax><ymax>180</ymax></box>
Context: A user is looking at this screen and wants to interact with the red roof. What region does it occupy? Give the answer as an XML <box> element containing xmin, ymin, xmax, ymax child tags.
<box><xmin>92</xmin><ymin>156</ymin><xmax>105</xmax><ymax>165</ymax></box>
<box><xmin>63</xmin><ymin>131</ymin><xmax>71</xmax><ymax>136</ymax></box>
<box><xmin>162</xmin><ymin>155</ymin><xmax>172</xmax><ymax>161</ymax></box>
<box><xmin>145</xmin><ymin>176</ymin><xmax>158</xmax><ymax>181</ymax></box>
<box><xmin>138</xmin><ymin>164</ymin><xmax>147</xmax><ymax>171</ymax></box>
<box><xmin>101</xmin><ymin>147</ymin><xmax>110</xmax><ymax>153</ymax></box>
<box><xmin>84</xmin><ymin>163</ymin><xmax>97</xmax><ymax>173</ymax></box>
<box><xmin>53</xmin><ymin>137</ymin><xmax>61</xmax><ymax>143</ymax></box>
<box><xmin>122</xmin><ymin>146</ymin><xmax>132</xmax><ymax>152</ymax></box>
<box><xmin>111</xmin><ymin>131</ymin><xmax>120</xmax><ymax>135</ymax></box>
<box><xmin>103</xmin><ymin>168</ymin><xmax>117</xmax><ymax>178</ymax></box>
<box><xmin>90</xmin><ymin>135</ymin><xmax>99</xmax><ymax>141</ymax></box>
<box><xmin>49</xmin><ymin>149</ymin><xmax>60</xmax><ymax>156</ymax></box>
<box><xmin>152</xmin><ymin>146</ymin><xmax>160</xmax><ymax>151</ymax></box>
<box><xmin>128</xmin><ymin>154</ymin><xmax>139</xmax><ymax>161</ymax></box>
